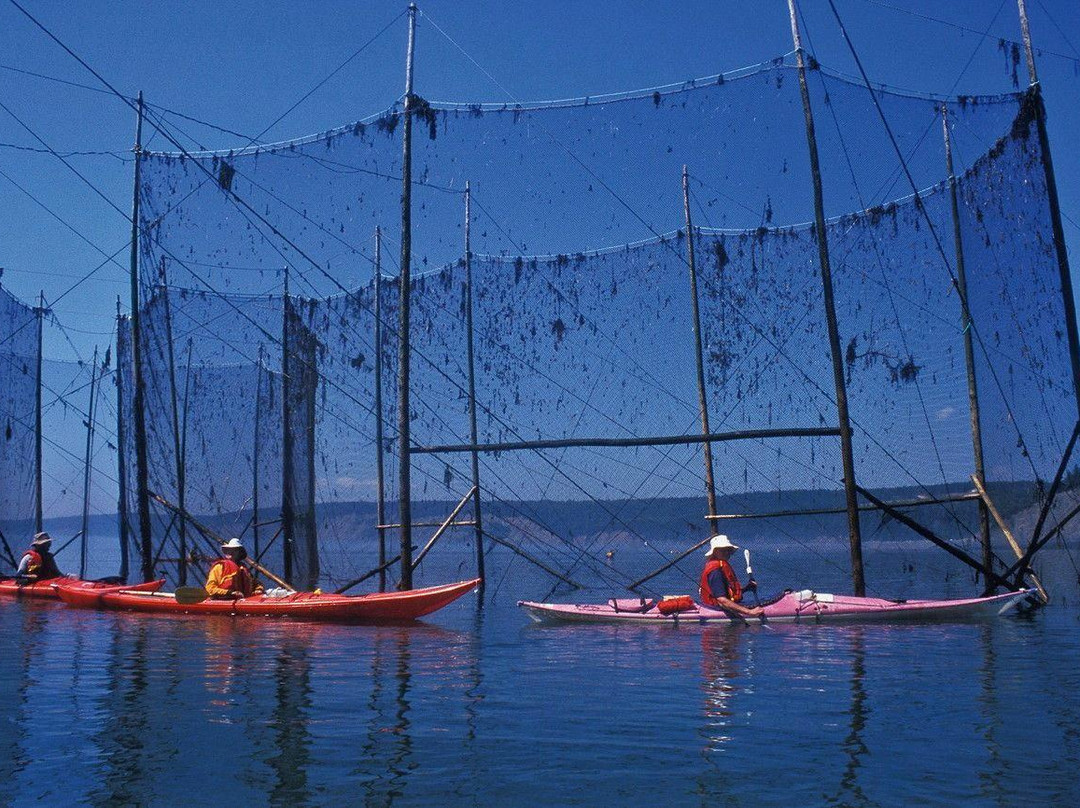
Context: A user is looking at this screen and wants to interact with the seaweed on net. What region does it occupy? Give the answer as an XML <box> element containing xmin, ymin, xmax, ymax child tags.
<box><xmin>117</xmin><ymin>66</ymin><xmax>1074</xmax><ymax>590</ymax></box>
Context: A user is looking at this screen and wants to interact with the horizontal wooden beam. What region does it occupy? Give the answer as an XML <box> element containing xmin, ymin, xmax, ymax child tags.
<box><xmin>708</xmin><ymin>492</ymin><xmax>981</xmax><ymax>520</ymax></box>
<box><xmin>411</xmin><ymin>426</ymin><xmax>841</xmax><ymax>455</ymax></box>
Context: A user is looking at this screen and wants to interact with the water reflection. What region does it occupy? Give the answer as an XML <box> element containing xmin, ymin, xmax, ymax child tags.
<box><xmin>266</xmin><ymin>634</ymin><xmax>314</xmax><ymax>807</ymax></box>
<box><xmin>825</xmin><ymin>627</ymin><xmax>870</xmax><ymax>808</ymax></box>
<box><xmin>700</xmin><ymin>627</ymin><xmax>743</xmax><ymax>747</ymax></box>
<box><xmin>355</xmin><ymin>627</ymin><xmax>415</xmax><ymax>807</ymax></box>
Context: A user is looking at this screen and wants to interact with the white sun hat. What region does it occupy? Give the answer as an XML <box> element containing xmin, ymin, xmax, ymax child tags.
<box><xmin>220</xmin><ymin>537</ymin><xmax>245</xmax><ymax>552</ymax></box>
<box><xmin>704</xmin><ymin>534</ymin><xmax>739</xmax><ymax>557</ymax></box>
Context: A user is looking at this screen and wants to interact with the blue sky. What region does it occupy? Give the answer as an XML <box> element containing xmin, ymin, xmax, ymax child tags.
<box><xmin>1</xmin><ymin>0</ymin><xmax>1078</xmax><ymax>515</ymax></box>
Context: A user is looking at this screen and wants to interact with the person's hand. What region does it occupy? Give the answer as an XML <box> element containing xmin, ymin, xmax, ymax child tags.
<box><xmin>746</xmin><ymin>578</ymin><xmax>758</xmax><ymax>592</ymax></box>
<box><xmin>233</xmin><ymin>593</ymin><xmax>245</xmax><ymax>600</ymax></box>
<box><xmin>748</xmin><ymin>606</ymin><xmax>765</xmax><ymax>617</ymax></box>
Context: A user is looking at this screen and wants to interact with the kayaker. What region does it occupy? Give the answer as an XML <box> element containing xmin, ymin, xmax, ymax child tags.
<box><xmin>700</xmin><ymin>535</ymin><xmax>763</xmax><ymax>617</ymax></box>
<box><xmin>15</xmin><ymin>532</ymin><xmax>64</xmax><ymax>583</ymax></box>
<box><xmin>205</xmin><ymin>538</ymin><xmax>263</xmax><ymax>598</ymax></box>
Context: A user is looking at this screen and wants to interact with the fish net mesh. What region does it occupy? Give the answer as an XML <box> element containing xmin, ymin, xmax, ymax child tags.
<box><xmin>0</xmin><ymin>285</ymin><xmax>37</xmax><ymax>545</ymax></box>
<box><xmin>114</xmin><ymin>58</ymin><xmax>1076</xmax><ymax>597</ymax></box>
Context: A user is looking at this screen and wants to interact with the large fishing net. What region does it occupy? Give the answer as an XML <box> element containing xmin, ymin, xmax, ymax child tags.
<box><xmin>0</xmin><ymin>285</ymin><xmax>37</xmax><ymax>549</ymax></box>
<box><xmin>119</xmin><ymin>57</ymin><xmax>1076</xmax><ymax>598</ymax></box>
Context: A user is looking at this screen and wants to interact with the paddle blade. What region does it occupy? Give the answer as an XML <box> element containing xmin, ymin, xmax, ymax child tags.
<box><xmin>174</xmin><ymin>586</ymin><xmax>209</xmax><ymax>605</ymax></box>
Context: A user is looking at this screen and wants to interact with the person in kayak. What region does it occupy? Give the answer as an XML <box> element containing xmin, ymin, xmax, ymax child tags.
<box><xmin>205</xmin><ymin>538</ymin><xmax>263</xmax><ymax>598</ymax></box>
<box><xmin>700</xmin><ymin>535</ymin><xmax>763</xmax><ymax>617</ymax></box>
<box><xmin>14</xmin><ymin>532</ymin><xmax>63</xmax><ymax>583</ymax></box>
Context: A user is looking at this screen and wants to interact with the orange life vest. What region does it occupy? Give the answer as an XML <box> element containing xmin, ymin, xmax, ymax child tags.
<box><xmin>208</xmin><ymin>558</ymin><xmax>257</xmax><ymax>597</ymax></box>
<box><xmin>700</xmin><ymin>558</ymin><xmax>743</xmax><ymax>606</ymax></box>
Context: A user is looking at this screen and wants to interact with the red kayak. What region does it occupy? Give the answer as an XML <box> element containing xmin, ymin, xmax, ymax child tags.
<box><xmin>54</xmin><ymin>578</ymin><xmax>166</xmax><ymax>607</ymax></box>
<box><xmin>97</xmin><ymin>578</ymin><xmax>481</xmax><ymax>623</ymax></box>
<box><xmin>0</xmin><ymin>576</ymin><xmax>162</xmax><ymax>600</ymax></box>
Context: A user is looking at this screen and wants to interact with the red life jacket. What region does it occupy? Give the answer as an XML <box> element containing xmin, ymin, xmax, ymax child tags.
<box><xmin>211</xmin><ymin>558</ymin><xmax>256</xmax><ymax>597</ymax></box>
<box><xmin>22</xmin><ymin>549</ymin><xmax>62</xmax><ymax>580</ymax></box>
<box><xmin>700</xmin><ymin>558</ymin><xmax>743</xmax><ymax>606</ymax></box>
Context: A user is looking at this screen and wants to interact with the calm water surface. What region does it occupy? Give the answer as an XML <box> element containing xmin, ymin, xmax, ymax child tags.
<box><xmin>2</xmin><ymin>590</ymin><xmax>1079</xmax><ymax>807</ymax></box>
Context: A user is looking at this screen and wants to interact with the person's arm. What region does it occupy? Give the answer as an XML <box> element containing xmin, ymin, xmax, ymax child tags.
<box><xmin>205</xmin><ymin>562</ymin><xmax>231</xmax><ymax>596</ymax></box>
<box><xmin>712</xmin><ymin>595</ymin><xmax>764</xmax><ymax>618</ymax></box>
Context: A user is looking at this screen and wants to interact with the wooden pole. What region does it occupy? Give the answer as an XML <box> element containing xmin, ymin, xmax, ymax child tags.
<box><xmin>412</xmin><ymin>425</ymin><xmax>840</xmax><ymax>455</ymax></box>
<box><xmin>1029</xmin><ymin>419</ymin><xmax>1080</xmax><ymax>549</ymax></box>
<box><xmin>281</xmin><ymin>265</ymin><xmax>295</xmax><ymax>583</ymax></box>
<box><xmin>397</xmin><ymin>2</ymin><xmax>418</xmax><ymax>590</ymax></box>
<box><xmin>33</xmin><ymin>290</ymin><xmax>44</xmax><ymax>535</ymax></box>
<box><xmin>856</xmin><ymin>485</ymin><xmax>1016</xmax><ymax>591</ymax></box>
<box><xmin>464</xmin><ymin>182</ymin><xmax>486</xmax><ymax>589</ymax></box>
<box><xmin>1016</xmin><ymin>0</ymin><xmax>1080</xmax><ymax>417</ymax></box>
<box><xmin>970</xmin><ymin>474</ymin><xmax>1048</xmax><ymax>601</ymax></box>
<box><xmin>942</xmin><ymin>105</ymin><xmax>993</xmax><ymax>581</ymax></box>
<box><xmin>115</xmin><ymin>298</ymin><xmax>129</xmax><ymax>581</ymax></box>
<box><xmin>682</xmin><ymin>166</ymin><xmax>719</xmax><ymax>521</ymax></box>
<box><xmin>629</xmin><ymin>533</ymin><xmax>714</xmax><ymax>590</ymax></box>
<box><xmin>79</xmin><ymin>346</ymin><xmax>99</xmax><ymax>579</ymax></box>
<box><xmin>253</xmin><ymin>344</ymin><xmax>264</xmax><ymax>563</ymax></box>
<box><xmin>787</xmin><ymin>0</ymin><xmax>865</xmax><ymax>595</ymax></box>
<box><xmin>129</xmin><ymin>91</ymin><xmax>155</xmax><ymax>583</ymax></box>
<box><xmin>374</xmin><ymin>227</ymin><xmax>388</xmax><ymax>592</ymax></box>
<box><xmin>412</xmin><ymin>486</ymin><xmax>476</xmax><ymax>571</ymax></box>
<box><xmin>160</xmin><ymin>260</ymin><xmax>188</xmax><ymax>585</ymax></box>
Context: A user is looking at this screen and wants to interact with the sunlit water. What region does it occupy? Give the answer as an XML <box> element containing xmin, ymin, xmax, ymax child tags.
<box><xmin>2</xmin><ymin>583</ymin><xmax>1079</xmax><ymax>807</ymax></box>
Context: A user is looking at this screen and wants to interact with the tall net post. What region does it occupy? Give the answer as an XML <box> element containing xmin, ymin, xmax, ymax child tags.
<box><xmin>253</xmin><ymin>344</ymin><xmax>264</xmax><ymax>565</ymax></box>
<box><xmin>682</xmin><ymin>166</ymin><xmax>718</xmax><ymax>522</ymax></box>
<box><xmin>33</xmin><ymin>290</ymin><xmax>44</xmax><ymax>535</ymax></box>
<box><xmin>942</xmin><ymin>105</ymin><xmax>993</xmax><ymax>579</ymax></box>
<box><xmin>787</xmin><ymin>0</ymin><xmax>865</xmax><ymax>594</ymax></box>
<box><xmin>129</xmin><ymin>91</ymin><xmax>154</xmax><ymax>582</ymax></box>
<box><xmin>114</xmin><ymin>299</ymin><xmax>129</xmax><ymax>581</ymax></box>
<box><xmin>397</xmin><ymin>2</ymin><xmax>418</xmax><ymax>589</ymax></box>
<box><xmin>374</xmin><ymin>227</ymin><xmax>388</xmax><ymax>592</ymax></box>
<box><xmin>1016</xmin><ymin>0</ymin><xmax>1080</xmax><ymax>418</ymax></box>
<box><xmin>160</xmin><ymin>259</ymin><xmax>188</xmax><ymax>584</ymax></box>
<box><xmin>281</xmin><ymin>265</ymin><xmax>296</xmax><ymax>584</ymax></box>
<box><xmin>79</xmin><ymin>346</ymin><xmax>100</xmax><ymax>579</ymax></box>
<box><xmin>464</xmin><ymin>181</ymin><xmax>485</xmax><ymax>588</ymax></box>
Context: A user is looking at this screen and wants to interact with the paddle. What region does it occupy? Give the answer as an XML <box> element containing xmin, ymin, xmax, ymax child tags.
<box><xmin>743</xmin><ymin>549</ymin><xmax>769</xmax><ymax>627</ymax></box>
<box><xmin>174</xmin><ymin>586</ymin><xmax>210</xmax><ymax>605</ymax></box>
<box><xmin>743</xmin><ymin>549</ymin><xmax>761</xmax><ymax>608</ymax></box>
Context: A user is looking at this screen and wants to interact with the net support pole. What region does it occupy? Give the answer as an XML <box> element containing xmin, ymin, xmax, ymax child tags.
<box><xmin>281</xmin><ymin>265</ymin><xmax>295</xmax><ymax>583</ymax></box>
<box><xmin>33</xmin><ymin>290</ymin><xmax>44</xmax><ymax>535</ymax></box>
<box><xmin>397</xmin><ymin>2</ymin><xmax>418</xmax><ymax>590</ymax></box>
<box><xmin>160</xmin><ymin>260</ymin><xmax>188</xmax><ymax>585</ymax></box>
<box><xmin>129</xmin><ymin>91</ymin><xmax>155</xmax><ymax>583</ymax></box>
<box><xmin>374</xmin><ymin>227</ymin><xmax>388</xmax><ymax>592</ymax></box>
<box><xmin>253</xmin><ymin>344</ymin><xmax>264</xmax><ymax>564</ymax></box>
<box><xmin>942</xmin><ymin>106</ymin><xmax>993</xmax><ymax>581</ymax></box>
<box><xmin>682</xmin><ymin>166</ymin><xmax>719</xmax><ymax>521</ymax></box>
<box><xmin>115</xmin><ymin>299</ymin><xmax>130</xmax><ymax>581</ymax></box>
<box><xmin>464</xmin><ymin>182</ymin><xmax>486</xmax><ymax>590</ymax></box>
<box><xmin>1016</xmin><ymin>0</ymin><xmax>1080</xmax><ymax>417</ymax></box>
<box><xmin>79</xmin><ymin>346</ymin><xmax>99</xmax><ymax>579</ymax></box>
<box><xmin>787</xmin><ymin>0</ymin><xmax>865</xmax><ymax>595</ymax></box>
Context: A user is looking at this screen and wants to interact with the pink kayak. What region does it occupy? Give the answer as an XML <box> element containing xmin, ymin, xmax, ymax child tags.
<box><xmin>518</xmin><ymin>588</ymin><xmax>1035</xmax><ymax>625</ymax></box>
<box><xmin>98</xmin><ymin>578</ymin><xmax>481</xmax><ymax>623</ymax></box>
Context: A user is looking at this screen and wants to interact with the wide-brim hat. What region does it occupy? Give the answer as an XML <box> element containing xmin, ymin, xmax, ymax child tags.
<box><xmin>221</xmin><ymin>537</ymin><xmax>245</xmax><ymax>552</ymax></box>
<box><xmin>32</xmin><ymin>531</ymin><xmax>52</xmax><ymax>546</ymax></box>
<box><xmin>704</xmin><ymin>534</ymin><xmax>738</xmax><ymax>557</ymax></box>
